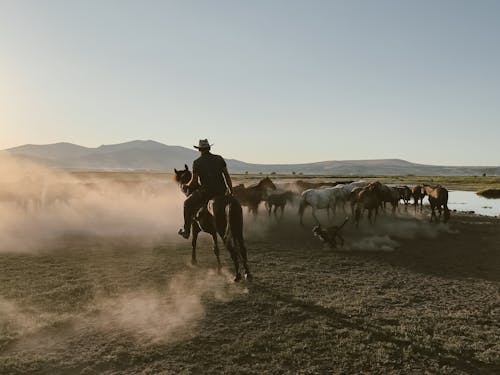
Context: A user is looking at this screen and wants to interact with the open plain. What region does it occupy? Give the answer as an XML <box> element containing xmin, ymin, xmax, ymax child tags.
<box><xmin>1</xmin><ymin>171</ymin><xmax>499</xmax><ymax>374</ymax></box>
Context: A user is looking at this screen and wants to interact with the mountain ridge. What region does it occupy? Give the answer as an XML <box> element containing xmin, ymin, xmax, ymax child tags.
<box><xmin>4</xmin><ymin>140</ymin><xmax>499</xmax><ymax>176</ymax></box>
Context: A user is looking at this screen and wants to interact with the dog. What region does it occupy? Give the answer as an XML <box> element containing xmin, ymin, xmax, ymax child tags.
<box><xmin>312</xmin><ymin>217</ymin><xmax>349</xmax><ymax>249</ymax></box>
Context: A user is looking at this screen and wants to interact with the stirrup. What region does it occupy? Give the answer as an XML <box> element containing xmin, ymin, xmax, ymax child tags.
<box><xmin>178</xmin><ymin>228</ymin><xmax>190</xmax><ymax>239</ymax></box>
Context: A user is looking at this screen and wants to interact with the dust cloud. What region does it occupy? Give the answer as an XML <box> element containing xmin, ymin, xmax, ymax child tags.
<box><xmin>0</xmin><ymin>154</ymin><xmax>184</xmax><ymax>252</ymax></box>
<box><xmin>0</xmin><ymin>269</ymin><xmax>247</xmax><ymax>351</ymax></box>
<box><xmin>94</xmin><ymin>269</ymin><xmax>247</xmax><ymax>343</ymax></box>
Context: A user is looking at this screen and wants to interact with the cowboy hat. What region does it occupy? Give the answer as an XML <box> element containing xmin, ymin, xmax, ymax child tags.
<box><xmin>193</xmin><ymin>139</ymin><xmax>213</xmax><ymax>149</ymax></box>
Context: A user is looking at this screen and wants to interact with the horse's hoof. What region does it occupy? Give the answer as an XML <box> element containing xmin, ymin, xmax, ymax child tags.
<box><xmin>234</xmin><ymin>274</ymin><xmax>242</xmax><ymax>282</ymax></box>
<box><xmin>245</xmin><ymin>273</ymin><xmax>253</xmax><ymax>281</ymax></box>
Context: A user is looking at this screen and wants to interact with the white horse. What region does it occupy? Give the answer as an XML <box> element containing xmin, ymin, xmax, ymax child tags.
<box><xmin>328</xmin><ymin>185</ymin><xmax>350</xmax><ymax>214</ymax></box>
<box><xmin>340</xmin><ymin>181</ymin><xmax>370</xmax><ymax>193</ymax></box>
<box><xmin>298</xmin><ymin>187</ymin><xmax>343</xmax><ymax>225</ymax></box>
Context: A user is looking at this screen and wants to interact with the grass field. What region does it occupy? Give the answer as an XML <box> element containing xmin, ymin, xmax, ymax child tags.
<box><xmin>69</xmin><ymin>171</ymin><xmax>500</xmax><ymax>192</ymax></box>
<box><xmin>1</xmin><ymin>171</ymin><xmax>499</xmax><ymax>374</ymax></box>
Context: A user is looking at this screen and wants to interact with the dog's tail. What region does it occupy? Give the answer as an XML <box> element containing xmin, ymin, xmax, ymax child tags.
<box><xmin>339</xmin><ymin>217</ymin><xmax>349</xmax><ymax>230</ymax></box>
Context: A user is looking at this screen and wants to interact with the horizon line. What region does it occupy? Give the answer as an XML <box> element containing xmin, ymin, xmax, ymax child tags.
<box><xmin>2</xmin><ymin>139</ymin><xmax>500</xmax><ymax>168</ymax></box>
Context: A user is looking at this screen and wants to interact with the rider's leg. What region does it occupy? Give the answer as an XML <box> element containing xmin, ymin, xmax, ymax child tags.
<box><xmin>179</xmin><ymin>191</ymin><xmax>204</xmax><ymax>238</ymax></box>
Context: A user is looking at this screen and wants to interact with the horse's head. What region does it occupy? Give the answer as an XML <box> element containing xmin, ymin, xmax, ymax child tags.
<box><xmin>260</xmin><ymin>177</ymin><xmax>277</xmax><ymax>191</ymax></box>
<box><xmin>368</xmin><ymin>181</ymin><xmax>382</xmax><ymax>192</ymax></box>
<box><xmin>174</xmin><ymin>164</ymin><xmax>191</xmax><ymax>184</ymax></box>
<box><xmin>312</xmin><ymin>225</ymin><xmax>323</xmax><ymax>237</ymax></box>
<box><xmin>174</xmin><ymin>164</ymin><xmax>193</xmax><ymax>195</ymax></box>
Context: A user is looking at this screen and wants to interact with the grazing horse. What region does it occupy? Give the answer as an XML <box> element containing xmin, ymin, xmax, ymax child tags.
<box><xmin>174</xmin><ymin>165</ymin><xmax>251</xmax><ymax>282</ymax></box>
<box><xmin>354</xmin><ymin>182</ymin><xmax>383</xmax><ymax>227</ymax></box>
<box><xmin>411</xmin><ymin>185</ymin><xmax>425</xmax><ymax>212</ymax></box>
<box><xmin>265</xmin><ymin>190</ymin><xmax>296</xmax><ymax>220</ymax></box>
<box><xmin>422</xmin><ymin>184</ymin><xmax>450</xmax><ymax>223</ymax></box>
<box><xmin>233</xmin><ymin>177</ymin><xmax>276</xmax><ymax>216</ymax></box>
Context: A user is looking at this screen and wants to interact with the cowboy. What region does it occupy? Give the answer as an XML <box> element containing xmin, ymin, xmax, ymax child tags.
<box><xmin>178</xmin><ymin>139</ymin><xmax>234</xmax><ymax>239</ymax></box>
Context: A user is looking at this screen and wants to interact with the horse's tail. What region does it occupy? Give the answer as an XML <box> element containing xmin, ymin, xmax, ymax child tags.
<box><xmin>298</xmin><ymin>194</ymin><xmax>308</xmax><ymax>225</ymax></box>
<box><xmin>442</xmin><ymin>189</ymin><xmax>450</xmax><ymax>222</ymax></box>
<box><xmin>228</xmin><ymin>196</ymin><xmax>245</xmax><ymax>248</ymax></box>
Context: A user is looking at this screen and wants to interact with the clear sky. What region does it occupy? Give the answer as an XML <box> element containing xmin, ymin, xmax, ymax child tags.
<box><xmin>1</xmin><ymin>0</ymin><xmax>499</xmax><ymax>165</ymax></box>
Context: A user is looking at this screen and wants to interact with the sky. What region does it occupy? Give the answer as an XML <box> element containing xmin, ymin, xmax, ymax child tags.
<box><xmin>1</xmin><ymin>0</ymin><xmax>499</xmax><ymax>166</ymax></box>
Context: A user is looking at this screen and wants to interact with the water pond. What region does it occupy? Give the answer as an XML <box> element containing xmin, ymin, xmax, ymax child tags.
<box><xmin>448</xmin><ymin>190</ymin><xmax>500</xmax><ymax>217</ymax></box>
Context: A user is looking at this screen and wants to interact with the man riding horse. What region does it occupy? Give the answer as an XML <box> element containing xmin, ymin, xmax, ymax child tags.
<box><xmin>178</xmin><ymin>139</ymin><xmax>234</xmax><ymax>239</ymax></box>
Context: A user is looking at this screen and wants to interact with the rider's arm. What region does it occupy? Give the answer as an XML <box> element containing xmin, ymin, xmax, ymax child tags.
<box><xmin>187</xmin><ymin>172</ymin><xmax>199</xmax><ymax>189</ymax></box>
<box><xmin>222</xmin><ymin>167</ymin><xmax>234</xmax><ymax>194</ymax></box>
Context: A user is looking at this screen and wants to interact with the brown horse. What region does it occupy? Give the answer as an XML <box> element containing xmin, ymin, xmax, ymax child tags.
<box><xmin>354</xmin><ymin>182</ymin><xmax>383</xmax><ymax>226</ymax></box>
<box><xmin>422</xmin><ymin>184</ymin><xmax>450</xmax><ymax>222</ymax></box>
<box><xmin>411</xmin><ymin>185</ymin><xmax>425</xmax><ymax>212</ymax></box>
<box><xmin>233</xmin><ymin>177</ymin><xmax>277</xmax><ymax>216</ymax></box>
<box><xmin>349</xmin><ymin>187</ymin><xmax>364</xmax><ymax>217</ymax></box>
<box><xmin>265</xmin><ymin>190</ymin><xmax>297</xmax><ymax>220</ymax></box>
<box><xmin>174</xmin><ymin>165</ymin><xmax>251</xmax><ymax>282</ymax></box>
<box><xmin>377</xmin><ymin>183</ymin><xmax>400</xmax><ymax>213</ymax></box>
<box><xmin>396</xmin><ymin>185</ymin><xmax>412</xmax><ymax>206</ymax></box>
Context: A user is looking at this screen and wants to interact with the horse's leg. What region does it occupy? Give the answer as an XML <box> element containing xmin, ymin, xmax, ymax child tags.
<box><xmin>225</xmin><ymin>238</ymin><xmax>241</xmax><ymax>282</ymax></box>
<box><xmin>266</xmin><ymin>202</ymin><xmax>271</xmax><ymax>216</ymax></box>
<box><xmin>429</xmin><ymin>202</ymin><xmax>435</xmax><ymax>222</ymax></box>
<box><xmin>280</xmin><ymin>205</ymin><xmax>285</xmax><ymax>220</ymax></box>
<box><xmin>212</xmin><ymin>231</ymin><xmax>222</xmax><ymax>273</ymax></box>
<box><xmin>311</xmin><ymin>207</ymin><xmax>321</xmax><ymax>225</ymax></box>
<box><xmin>355</xmin><ymin>203</ymin><xmax>362</xmax><ymax>227</ymax></box>
<box><xmin>191</xmin><ymin>223</ymin><xmax>201</xmax><ymax>265</ymax></box>
<box><xmin>235</xmin><ymin>235</ymin><xmax>251</xmax><ymax>281</ymax></box>
<box><xmin>230</xmin><ymin>200</ymin><xmax>251</xmax><ymax>280</ymax></box>
<box><xmin>251</xmin><ymin>204</ymin><xmax>258</xmax><ymax>218</ymax></box>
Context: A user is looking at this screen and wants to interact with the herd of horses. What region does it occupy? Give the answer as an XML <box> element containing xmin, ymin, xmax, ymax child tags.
<box><xmin>174</xmin><ymin>164</ymin><xmax>451</xmax><ymax>281</ymax></box>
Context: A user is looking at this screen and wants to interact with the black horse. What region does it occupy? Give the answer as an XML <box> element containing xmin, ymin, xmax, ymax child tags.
<box><xmin>174</xmin><ymin>164</ymin><xmax>251</xmax><ymax>282</ymax></box>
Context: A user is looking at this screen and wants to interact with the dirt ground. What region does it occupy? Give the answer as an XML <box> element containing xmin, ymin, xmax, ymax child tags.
<box><xmin>0</xmin><ymin>168</ymin><xmax>500</xmax><ymax>375</ymax></box>
<box><xmin>0</xmin><ymin>171</ymin><xmax>499</xmax><ymax>374</ymax></box>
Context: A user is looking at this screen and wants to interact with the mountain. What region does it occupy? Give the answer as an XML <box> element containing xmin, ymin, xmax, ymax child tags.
<box><xmin>3</xmin><ymin>140</ymin><xmax>499</xmax><ymax>176</ymax></box>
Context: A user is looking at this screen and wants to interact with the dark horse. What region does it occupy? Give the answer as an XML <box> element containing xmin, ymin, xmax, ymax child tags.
<box><xmin>233</xmin><ymin>177</ymin><xmax>277</xmax><ymax>216</ymax></box>
<box><xmin>174</xmin><ymin>164</ymin><xmax>251</xmax><ymax>282</ymax></box>
<box><xmin>265</xmin><ymin>190</ymin><xmax>296</xmax><ymax>220</ymax></box>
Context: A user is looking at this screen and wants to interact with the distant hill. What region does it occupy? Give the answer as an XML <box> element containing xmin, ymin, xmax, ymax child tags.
<box><xmin>4</xmin><ymin>140</ymin><xmax>499</xmax><ymax>176</ymax></box>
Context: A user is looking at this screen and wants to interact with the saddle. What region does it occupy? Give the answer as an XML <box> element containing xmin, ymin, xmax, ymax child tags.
<box><xmin>195</xmin><ymin>194</ymin><xmax>231</xmax><ymax>218</ymax></box>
